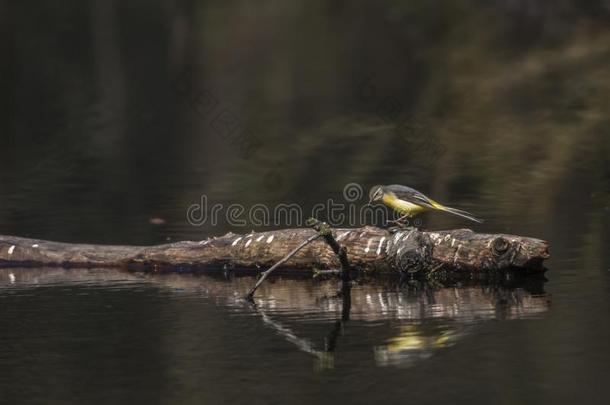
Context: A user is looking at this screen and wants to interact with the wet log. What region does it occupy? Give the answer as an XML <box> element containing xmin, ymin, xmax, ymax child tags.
<box><xmin>0</xmin><ymin>226</ymin><xmax>549</xmax><ymax>274</ymax></box>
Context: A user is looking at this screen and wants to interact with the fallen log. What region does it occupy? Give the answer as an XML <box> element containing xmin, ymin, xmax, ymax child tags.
<box><xmin>0</xmin><ymin>226</ymin><xmax>549</xmax><ymax>274</ymax></box>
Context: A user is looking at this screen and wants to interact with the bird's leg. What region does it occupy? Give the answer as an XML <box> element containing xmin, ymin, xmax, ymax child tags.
<box><xmin>387</xmin><ymin>213</ymin><xmax>411</xmax><ymax>228</ymax></box>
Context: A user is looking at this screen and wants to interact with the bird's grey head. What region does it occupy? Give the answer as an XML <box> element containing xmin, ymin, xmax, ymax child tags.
<box><xmin>369</xmin><ymin>185</ymin><xmax>385</xmax><ymax>204</ymax></box>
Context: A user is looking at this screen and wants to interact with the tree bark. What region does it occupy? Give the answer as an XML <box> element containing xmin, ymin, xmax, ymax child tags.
<box><xmin>0</xmin><ymin>226</ymin><xmax>549</xmax><ymax>274</ymax></box>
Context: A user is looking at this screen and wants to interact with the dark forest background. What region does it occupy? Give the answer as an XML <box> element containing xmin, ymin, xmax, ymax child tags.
<box><xmin>0</xmin><ymin>1</ymin><xmax>607</xmax><ymax>255</ymax></box>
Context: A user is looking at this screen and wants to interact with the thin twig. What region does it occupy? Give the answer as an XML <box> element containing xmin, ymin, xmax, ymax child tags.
<box><xmin>306</xmin><ymin>218</ymin><xmax>351</xmax><ymax>281</ymax></box>
<box><xmin>246</xmin><ymin>218</ymin><xmax>354</xmax><ymax>300</ymax></box>
<box><xmin>245</xmin><ymin>233</ymin><xmax>320</xmax><ymax>300</ymax></box>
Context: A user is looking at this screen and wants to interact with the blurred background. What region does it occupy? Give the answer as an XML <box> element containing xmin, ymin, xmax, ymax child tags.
<box><xmin>1</xmin><ymin>0</ymin><xmax>608</xmax><ymax>245</ymax></box>
<box><xmin>0</xmin><ymin>1</ymin><xmax>609</xmax><ymax>404</ymax></box>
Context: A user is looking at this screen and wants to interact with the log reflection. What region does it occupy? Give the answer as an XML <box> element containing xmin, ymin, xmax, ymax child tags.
<box><xmin>0</xmin><ymin>268</ymin><xmax>549</xmax><ymax>368</ymax></box>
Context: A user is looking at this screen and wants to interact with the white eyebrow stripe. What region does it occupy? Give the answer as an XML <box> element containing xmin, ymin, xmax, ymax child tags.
<box><xmin>231</xmin><ymin>237</ymin><xmax>243</xmax><ymax>246</ymax></box>
<box><xmin>245</xmin><ymin>239</ymin><xmax>252</xmax><ymax>248</ymax></box>
<box><xmin>266</xmin><ymin>235</ymin><xmax>274</xmax><ymax>243</ymax></box>
<box><xmin>256</xmin><ymin>235</ymin><xmax>265</xmax><ymax>242</ymax></box>
<box><xmin>364</xmin><ymin>238</ymin><xmax>374</xmax><ymax>253</ymax></box>
<box><xmin>8</xmin><ymin>245</ymin><xmax>15</xmax><ymax>255</ymax></box>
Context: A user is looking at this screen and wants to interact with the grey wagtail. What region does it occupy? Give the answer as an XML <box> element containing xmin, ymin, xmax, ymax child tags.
<box><xmin>369</xmin><ymin>184</ymin><xmax>483</xmax><ymax>223</ymax></box>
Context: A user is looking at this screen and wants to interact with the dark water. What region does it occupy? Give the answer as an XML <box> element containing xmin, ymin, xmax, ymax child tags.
<box><xmin>1</xmin><ymin>1</ymin><xmax>609</xmax><ymax>404</ymax></box>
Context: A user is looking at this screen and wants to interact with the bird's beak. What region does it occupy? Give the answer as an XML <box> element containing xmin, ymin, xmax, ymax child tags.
<box><xmin>368</xmin><ymin>190</ymin><xmax>381</xmax><ymax>205</ymax></box>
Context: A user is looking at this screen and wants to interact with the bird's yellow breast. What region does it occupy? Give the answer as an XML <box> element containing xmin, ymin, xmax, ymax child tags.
<box><xmin>382</xmin><ymin>193</ymin><xmax>427</xmax><ymax>216</ymax></box>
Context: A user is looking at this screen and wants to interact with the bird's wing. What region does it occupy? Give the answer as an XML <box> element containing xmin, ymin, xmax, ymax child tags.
<box><xmin>386</xmin><ymin>184</ymin><xmax>483</xmax><ymax>222</ymax></box>
<box><xmin>388</xmin><ymin>185</ymin><xmax>437</xmax><ymax>208</ymax></box>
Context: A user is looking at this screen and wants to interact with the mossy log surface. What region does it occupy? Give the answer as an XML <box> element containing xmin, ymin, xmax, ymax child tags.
<box><xmin>0</xmin><ymin>227</ymin><xmax>549</xmax><ymax>274</ymax></box>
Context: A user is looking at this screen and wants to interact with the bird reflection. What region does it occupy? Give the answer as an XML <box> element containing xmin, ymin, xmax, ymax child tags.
<box><xmin>374</xmin><ymin>323</ymin><xmax>463</xmax><ymax>367</ymax></box>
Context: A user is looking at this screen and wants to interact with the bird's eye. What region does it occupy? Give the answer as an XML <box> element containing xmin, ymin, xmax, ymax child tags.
<box><xmin>369</xmin><ymin>187</ymin><xmax>382</xmax><ymax>202</ymax></box>
<box><xmin>492</xmin><ymin>237</ymin><xmax>509</xmax><ymax>255</ymax></box>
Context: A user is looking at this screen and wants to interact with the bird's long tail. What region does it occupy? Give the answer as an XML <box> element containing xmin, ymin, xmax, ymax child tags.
<box><xmin>434</xmin><ymin>204</ymin><xmax>484</xmax><ymax>223</ymax></box>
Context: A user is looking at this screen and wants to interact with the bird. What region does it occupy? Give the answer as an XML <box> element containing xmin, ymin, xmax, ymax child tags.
<box><xmin>368</xmin><ymin>184</ymin><xmax>483</xmax><ymax>224</ymax></box>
